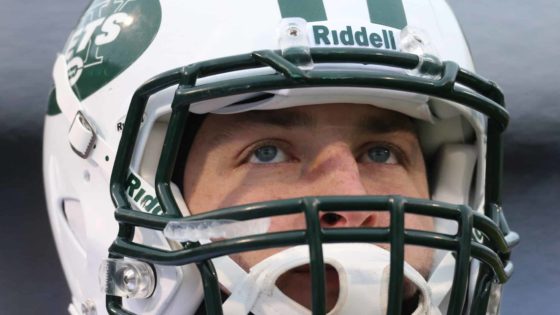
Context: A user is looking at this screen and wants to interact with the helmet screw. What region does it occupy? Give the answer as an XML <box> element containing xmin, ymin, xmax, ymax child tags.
<box><xmin>122</xmin><ymin>267</ymin><xmax>139</xmax><ymax>292</ymax></box>
<box><xmin>287</xmin><ymin>26</ymin><xmax>300</xmax><ymax>37</ymax></box>
<box><xmin>80</xmin><ymin>299</ymin><xmax>96</xmax><ymax>315</ymax></box>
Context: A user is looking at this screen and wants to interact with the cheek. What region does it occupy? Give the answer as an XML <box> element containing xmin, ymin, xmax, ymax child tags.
<box><xmin>229</xmin><ymin>214</ymin><xmax>306</xmax><ymax>271</ymax></box>
<box><xmin>268</xmin><ymin>214</ymin><xmax>306</xmax><ymax>232</ymax></box>
<box><xmin>405</xmin><ymin>213</ymin><xmax>434</xmax><ymax>231</ymax></box>
<box><xmin>186</xmin><ymin>170</ymin><xmax>301</xmax><ymax>214</ymax></box>
<box><xmin>361</xmin><ymin>167</ymin><xmax>429</xmax><ymax>199</ymax></box>
<box><xmin>216</xmin><ymin>166</ymin><xmax>307</xmax><ymax>208</ymax></box>
<box><xmin>184</xmin><ymin>170</ymin><xmax>239</xmax><ymax>214</ymax></box>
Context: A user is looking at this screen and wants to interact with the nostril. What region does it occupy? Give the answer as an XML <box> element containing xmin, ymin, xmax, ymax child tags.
<box><xmin>321</xmin><ymin>212</ymin><xmax>345</xmax><ymax>226</ymax></box>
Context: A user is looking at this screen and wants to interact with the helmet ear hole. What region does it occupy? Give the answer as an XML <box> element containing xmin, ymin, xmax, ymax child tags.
<box><xmin>61</xmin><ymin>198</ymin><xmax>87</xmax><ymax>252</ymax></box>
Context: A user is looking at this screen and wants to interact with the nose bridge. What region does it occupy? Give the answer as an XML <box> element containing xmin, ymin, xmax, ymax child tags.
<box><xmin>304</xmin><ymin>142</ymin><xmax>376</xmax><ymax>228</ymax></box>
<box><xmin>306</xmin><ymin>141</ymin><xmax>366</xmax><ymax>196</ymax></box>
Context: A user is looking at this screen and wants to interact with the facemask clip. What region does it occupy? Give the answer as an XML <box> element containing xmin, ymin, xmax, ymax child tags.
<box><xmin>99</xmin><ymin>258</ymin><xmax>156</xmax><ymax>299</ymax></box>
<box><xmin>278</xmin><ymin>18</ymin><xmax>314</xmax><ymax>70</ymax></box>
<box><xmin>400</xmin><ymin>26</ymin><xmax>443</xmax><ymax>78</ymax></box>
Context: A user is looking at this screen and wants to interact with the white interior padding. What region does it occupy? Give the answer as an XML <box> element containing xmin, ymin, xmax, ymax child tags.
<box><xmin>431</xmin><ymin>144</ymin><xmax>477</xmax><ymax>209</ymax></box>
<box><xmin>171</xmin><ymin>183</ymin><xmax>190</xmax><ymax>215</ymax></box>
<box><xmin>191</xmin><ymin>86</ymin><xmax>434</xmax><ymax>123</ymax></box>
<box><xmin>430</xmin><ymin>144</ymin><xmax>477</xmax><ymax>270</ymax></box>
<box><xmin>139</xmin><ymin>118</ymin><xmax>191</xmax><ymax>216</ymax></box>
<box><xmin>139</xmin><ymin>121</ymin><xmax>167</xmax><ymax>185</ymax></box>
<box><xmin>417</xmin><ymin>118</ymin><xmax>474</xmax><ymax>160</ymax></box>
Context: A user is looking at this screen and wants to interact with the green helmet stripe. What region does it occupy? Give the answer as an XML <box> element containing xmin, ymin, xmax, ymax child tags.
<box><xmin>277</xmin><ymin>0</ymin><xmax>327</xmax><ymax>22</ymax></box>
<box><xmin>367</xmin><ymin>0</ymin><xmax>407</xmax><ymax>29</ymax></box>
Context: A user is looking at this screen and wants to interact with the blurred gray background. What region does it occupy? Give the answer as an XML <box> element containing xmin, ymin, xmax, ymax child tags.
<box><xmin>0</xmin><ymin>0</ymin><xmax>558</xmax><ymax>314</ymax></box>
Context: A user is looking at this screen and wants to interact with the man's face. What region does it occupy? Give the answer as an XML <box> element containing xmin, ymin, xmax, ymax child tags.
<box><xmin>183</xmin><ymin>103</ymin><xmax>433</xmax><ymax>309</ymax></box>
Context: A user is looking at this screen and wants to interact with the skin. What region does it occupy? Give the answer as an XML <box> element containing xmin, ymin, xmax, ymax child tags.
<box><xmin>183</xmin><ymin>103</ymin><xmax>433</xmax><ymax>311</ymax></box>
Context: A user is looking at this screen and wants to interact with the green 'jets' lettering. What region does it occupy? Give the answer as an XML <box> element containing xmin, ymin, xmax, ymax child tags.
<box><xmin>64</xmin><ymin>0</ymin><xmax>161</xmax><ymax>100</ymax></box>
<box><xmin>126</xmin><ymin>173</ymin><xmax>163</xmax><ymax>215</ymax></box>
<box><xmin>313</xmin><ymin>25</ymin><xmax>397</xmax><ymax>50</ymax></box>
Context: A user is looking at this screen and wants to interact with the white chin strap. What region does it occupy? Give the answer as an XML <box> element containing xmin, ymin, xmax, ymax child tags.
<box><xmin>212</xmin><ymin>244</ymin><xmax>442</xmax><ymax>315</ymax></box>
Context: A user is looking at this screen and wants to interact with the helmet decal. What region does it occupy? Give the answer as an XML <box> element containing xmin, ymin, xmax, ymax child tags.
<box><xmin>64</xmin><ymin>0</ymin><xmax>161</xmax><ymax>100</ymax></box>
<box><xmin>277</xmin><ymin>0</ymin><xmax>407</xmax><ymax>29</ymax></box>
<box><xmin>46</xmin><ymin>89</ymin><xmax>61</xmax><ymax>116</ymax></box>
<box><xmin>311</xmin><ymin>24</ymin><xmax>399</xmax><ymax>50</ymax></box>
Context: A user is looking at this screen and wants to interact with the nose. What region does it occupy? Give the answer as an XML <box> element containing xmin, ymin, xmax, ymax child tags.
<box><xmin>304</xmin><ymin>142</ymin><xmax>377</xmax><ymax>228</ymax></box>
<box><xmin>319</xmin><ymin>211</ymin><xmax>376</xmax><ymax>228</ymax></box>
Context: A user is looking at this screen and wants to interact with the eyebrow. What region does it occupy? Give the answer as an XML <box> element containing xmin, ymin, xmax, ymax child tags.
<box><xmin>357</xmin><ymin>114</ymin><xmax>417</xmax><ymax>134</ymax></box>
<box><xmin>236</xmin><ymin>110</ymin><xmax>316</xmax><ymax>128</ymax></box>
<box><xmin>208</xmin><ymin>107</ymin><xmax>417</xmax><ymax>145</ymax></box>
<box><xmin>234</xmin><ymin>109</ymin><xmax>415</xmax><ymax>131</ymax></box>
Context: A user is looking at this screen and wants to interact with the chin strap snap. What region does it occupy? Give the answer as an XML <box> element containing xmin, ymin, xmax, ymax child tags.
<box><xmin>52</xmin><ymin>55</ymin><xmax>115</xmax><ymax>178</ymax></box>
<box><xmin>68</xmin><ymin>111</ymin><xmax>96</xmax><ymax>158</ymax></box>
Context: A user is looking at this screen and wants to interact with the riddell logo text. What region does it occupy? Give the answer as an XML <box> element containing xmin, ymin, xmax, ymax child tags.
<box><xmin>126</xmin><ymin>173</ymin><xmax>163</xmax><ymax>215</ymax></box>
<box><xmin>312</xmin><ymin>25</ymin><xmax>397</xmax><ymax>50</ymax></box>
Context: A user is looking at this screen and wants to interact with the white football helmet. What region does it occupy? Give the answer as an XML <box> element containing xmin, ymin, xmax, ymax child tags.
<box><xmin>44</xmin><ymin>0</ymin><xmax>518</xmax><ymax>314</ymax></box>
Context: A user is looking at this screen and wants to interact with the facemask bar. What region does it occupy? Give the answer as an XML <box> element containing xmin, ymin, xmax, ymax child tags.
<box><xmin>108</xmin><ymin>47</ymin><xmax>519</xmax><ymax>315</ymax></box>
<box><xmin>109</xmin><ymin>197</ymin><xmax>513</xmax><ymax>315</ymax></box>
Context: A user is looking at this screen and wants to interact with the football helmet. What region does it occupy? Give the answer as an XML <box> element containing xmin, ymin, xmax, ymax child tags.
<box><xmin>44</xmin><ymin>0</ymin><xmax>518</xmax><ymax>314</ymax></box>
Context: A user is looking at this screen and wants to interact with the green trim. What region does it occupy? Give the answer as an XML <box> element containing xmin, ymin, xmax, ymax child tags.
<box><xmin>387</xmin><ymin>197</ymin><xmax>405</xmax><ymax>315</ymax></box>
<box><xmin>277</xmin><ymin>0</ymin><xmax>327</xmax><ymax>22</ymax></box>
<box><xmin>47</xmin><ymin>88</ymin><xmax>62</xmax><ymax>116</ymax></box>
<box><xmin>303</xmin><ymin>198</ymin><xmax>326</xmax><ymax>314</ymax></box>
<box><xmin>367</xmin><ymin>0</ymin><xmax>407</xmax><ymax>29</ymax></box>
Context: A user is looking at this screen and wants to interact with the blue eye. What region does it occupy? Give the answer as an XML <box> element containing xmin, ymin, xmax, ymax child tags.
<box><xmin>366</xmin><ymin>146</ymin><xmax>397</xmax><ymax>164</ymax></box>
<box><xmin>249</xmin><ymin>145</ymin><xmax>287</xmax><ymax>164</ymax></box>
<box><xmin>254</xmin><ymin>145</ymin><xmax>277</xmax><ymax>162</ymax></box>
